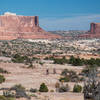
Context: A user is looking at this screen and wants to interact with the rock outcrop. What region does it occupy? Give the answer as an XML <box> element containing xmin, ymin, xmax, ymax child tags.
<box><xmin>0</xmin><ymin>12</ymin><xmax>61</xmax><ymax>40</ymax></box>
<box><xmin>79</xmin><ymin>23</ymin><xmax>100</xmax><ymax>38</ymax></box>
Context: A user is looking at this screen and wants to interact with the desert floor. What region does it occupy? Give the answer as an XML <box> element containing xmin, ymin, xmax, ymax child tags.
<box><xmin>0</xmin><ymin>61</ymin><xmax>84</xmax><ymax>100</ymax></box>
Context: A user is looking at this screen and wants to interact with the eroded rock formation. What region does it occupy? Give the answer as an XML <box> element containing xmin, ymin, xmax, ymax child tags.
<box><xmin>79</xmin><ymin>23</ymin><xmax>100</xmax><ymax>38</ymax></box>
<box><xmin>0</xmin><ymin>12</ymin><xmax>61</xmax><ymax>40</ymax></box>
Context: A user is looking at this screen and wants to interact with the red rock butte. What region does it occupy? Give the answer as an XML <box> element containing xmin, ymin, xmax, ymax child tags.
<box><xmin>0</xmin><ymin>12</ymin><xmax>61</xmax><ymax>40</ymax></box>
<box><xmin>79</xmin><ymin>23</ymin><xmax>100</xmax><ymax>38</ymax></box>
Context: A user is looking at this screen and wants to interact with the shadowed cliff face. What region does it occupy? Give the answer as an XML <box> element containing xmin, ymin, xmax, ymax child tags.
<box><xmin>0</xmin><ymin>15</ymin><xmax>61</xmax><ymax>40</ymax></box>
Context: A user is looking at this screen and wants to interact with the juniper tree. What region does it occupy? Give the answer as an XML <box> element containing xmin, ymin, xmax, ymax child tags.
<box><xmin>84</xmin><ymin>66</ymin><xmax>100</xmax><ymax>100</ymax></box>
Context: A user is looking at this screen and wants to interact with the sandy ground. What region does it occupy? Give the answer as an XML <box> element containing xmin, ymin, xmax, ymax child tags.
<box><xmin>32</xmin><ymin>92</ymin><xmax>84</xmax><ymax>100</ymax></box>
<box><xmin>16</xmin><ymin>92</ymin><xmax>84</xmax><ymax>100</ymax></box>
<box><xmin>0</xmin><ymin>62</ymin><xmax>84</xmax><ymax>100</ymax></box>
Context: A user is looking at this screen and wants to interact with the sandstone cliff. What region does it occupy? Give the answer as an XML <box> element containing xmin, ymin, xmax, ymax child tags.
<box><xmin>90</xmin><ymin>23</ymin><xmax>100</xmax><ymax>34</ymax></box>
<box><xmin>79</xmin><ymin>23</ymin><xmax>100</xmax><ymax>38</ymax></box>
<box><xmin>0</xmin><ymin>13</ymin><xmax>61</xmax><ymax>40</ymax></box>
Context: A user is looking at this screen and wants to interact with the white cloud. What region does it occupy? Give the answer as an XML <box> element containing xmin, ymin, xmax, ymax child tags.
<box><xmin>39</xmin><ymin>14</ymin><xmax>100</xmax><ymax>31</ymax></box>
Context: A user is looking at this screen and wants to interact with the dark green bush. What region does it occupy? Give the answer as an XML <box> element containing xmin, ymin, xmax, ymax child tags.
<box><xmin>81</xmin><ymin>65</ymin><xmax>97</xmax><ymax>77</ymax></box>
<box><xmin>0</xmin><ymin>95</ymin><xmax>6</xmax><ymax>100</ymax></box>
<box><xmin>69</xmin><ymin>56</ymin><xmax>75</xmax><ymax>64</ymax></box>
<box><xmin>3</xmin><ymin>91</ymin><xmax>15</xmax><ymax>97</ymax></box>
<box><xmin>73</xmin><ymin>84</ymin><xmax>82</xmax><ymax>93</ymax></box>
<box><xmin>39</xmin><ymin>83</ymin><xmax>48</xmax><ymax>92</ymax></box>
<box><xmin>69</xmin><ymin>56</ymin><xmax>100</xmax><ymax>67</ymax></box>
<box><xmin>59</xmin><ymin>84</ymin><xmax>69</xmax><ymax>92</ymax></box>
<box><xmin>52</xmin><ymin>55</ymin><xmax>100</xmax><ymax>67</ymax></box>
<box><xmin>0</xmin><ymin>75</ymin><xmax>5</xmax><ymax>83</ymax></box>
<box><xmin>54</xmin><ymin>56</ymin><xmax>68</xmax><ymax>64</ymax></box>
<box><xmin>11</xmin><ymin>84</ymin><xmax>25</xmax><ymax>91</ymax></box>
<box><xmin>61</xmin><ymin>69</ymin><xmax>69</xmax><ymax>76</ymax></box>
<box><xmin>69</xmin><ymin>57</ymin><xmax>83</xmax><ymax>66</ymax></box>
<box><xmin>79</xmin><ymin>77</ymin><xmax>84</xmax><ymax>81</ymax></box>
<box><xmin>12</xmin><ymin>54</ymin><xmax>29</xmax><ymax>63</ymax></box>
<box><xmin>60</xmin><ymin>69</ymin><xmax>80</xmax><ymax>82</ymax></box>
<box><xmin>0</xmin><ymin>68</ymin><xmax>8</xmax><ymax>74</ymax></box>
<box><xmin>30</xmin><ymin>88</ymin><xmax>37</xmax><ymax>93</ymax></box>
<box><xmin>44</xmin><ymin>56</ymin><xmax>54</xmax><ymax>60</ymax></box>
<box><xmin>0</xmin><ymin>96</ymin><xmax>15</xmax><ymax>100</ymax></box>
<box><xmin>11</xmin><ymin>84</ymin><xmax>27</xmax><ymax>98</ymax></box>
<box><xmin>59</xmin><ymin>77</ymin><xmax>70</xmax><ymax>82</ymax></box>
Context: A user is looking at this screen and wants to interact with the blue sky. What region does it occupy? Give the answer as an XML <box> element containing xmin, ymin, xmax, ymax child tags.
<box><xmin>0</xmin><ymin>0</ymin><xmax>100</xmax><ymax>30</ymax></box>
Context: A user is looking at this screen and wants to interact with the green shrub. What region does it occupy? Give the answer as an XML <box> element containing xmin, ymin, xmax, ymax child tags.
<box><xmin>79</xmin><ymin>77</ymin><xmax>84</xmax><ymax>81</ymax></box>
<box><xmin>32</xmin><ymin>57</ymin><xmax>39</xmax><ymax>61</ymax></box>
<box><xmin>0</xmin><ymin>68</ymin><xmax>8</xmax><ymax>74</ymax></box>
<box><xmin>72</xmin><ymin>58</ymin><xmax>83</xmax><ymax>66</ymax></box>
<box><xmin>69</xmin><ymin>56</ymin><xmax>84</xmax><ymax>66</ymax></box>
<box><xmin>39</xmin><ymin>83</ymin><xmax>48</xmax><ymax>92</ymax></box>
<box><xmin>6</xmin><ymin>97</ymin><xmax>15</xmax><ymax>100</ymax></box>
<box><xmin>3</xmin><ymin>91</ymin><xmax>15</xmax><ymax>97</ymax></box>
<box><xmin>60</xmin><ymin>69</ymin><xmax>80</xmax><ymax>82</ymax></box>
<box><xmin>0</xmin><ymin>96</ymin><xmax>15</xmax><ymax>100</ymax></box>
<box><xmin>50</xmin><ymin>90</ymin><xmax>54</xmax><ymax>92</ymax></box>
<box><xmin>11</xmin><ymin>84</ymin><xmax>25</xmax><ymax>91</ymax></box>
<box><xmin>30</xmin><ymin>88</ymin><xmax>37</xmax><ymax>93</ymax></box>
<box><xmin>54</xmin><ymin>56</ymin><xmax>67</xmax><ymax>64</ymax></box>
<box><xmin>59</xmin><ymin>77</ymin><xmax>70</xmax><ymax>82</ymax></box>
<box><xmin>39</xmin><ymin>62</ymin><xmax>44</xmax><ymax>65</ymax></box>
<box><xmin>69</xmin><ymin>56</ymin><xmax>75</xmax><ymax>64</ymax></box>
<box><xmin>11</xmin><ymin>84</ymin><xmax>27</xmax><ymax>98</ymax></box>
<box><xmin>59</xmin><ymin>84</ymin><xmax>69</xmax><ymax>92</ymax></box>
<box><xmin>44</xmin><ymin>56</ymin><xmax>54</xmax><ymax>60</ymax></box>
<box><xmin>0</xmin><ymin>95</ymin><xmax>6</xmax><ymax>100</ymax></box>
<box><xmin>81</xmin><ymin>66</ymin><xmax>97</xmax><ymax>77</ymax></box>
<box><xmin>0</xmin><ymin>75</ymin><xmax>5</xmax><ymax>83</ymax></box>
<box><xmin>12</xmin><ymin>54</ymin><xmax>29</xmax><ymax>63</ymax></box>
<box><xmin>61</xmin><ymin>69</ymin><xmax>69</xmax><ymax>76</ymax></box>
<box><xmin>69</xmin><ymin>56</ymin><xmax>100</xmax><ymax>67</ymax></box>
<box><xmin>73</xmin><ymin>84</ymin><xmax>82</xmax><ymax>93</ymax></box>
